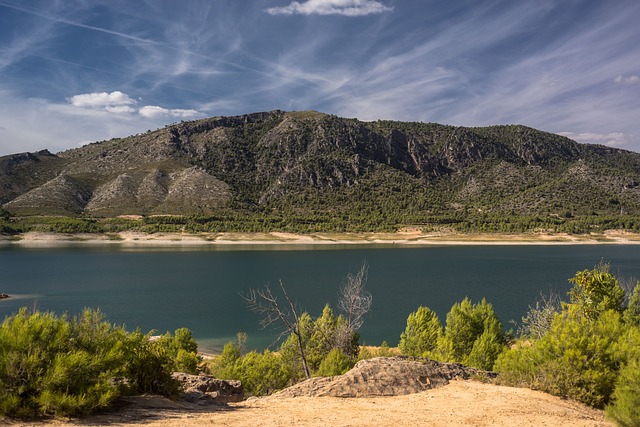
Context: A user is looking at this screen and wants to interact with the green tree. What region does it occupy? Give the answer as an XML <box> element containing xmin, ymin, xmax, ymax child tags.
<box><xmin>567</xmin><ymin>262</ymin><xmax>625</xmax><ymax>319</ymax></box>
<box><xmin>398</xmin><ymin>306</ymin><xmax>443</xmax><ymax>357</ymax></box>
<box><xmin>436</xmin><ymin>298</ymin><xmax>503</xmax><ymax>367</ymax></box>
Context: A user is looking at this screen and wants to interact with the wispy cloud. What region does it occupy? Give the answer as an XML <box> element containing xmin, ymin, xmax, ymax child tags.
<box><xmin>559</xmin><ymin>132</ymin><xmax>632</xmax><ymax>148</ymax></box>
<box><xmin>139</xmin><ymin>105</ymin><xmax>201</xmax><ymax>119</ymax></box>
<box><xmin>614</xmin><ymin>75</ymin><xmax>639</xmax><ymax>84</ymax></box>
<box><xmin>266</xmin><ymin>0</ymin><xmax>393</xmax><ymax>16</ymax></box>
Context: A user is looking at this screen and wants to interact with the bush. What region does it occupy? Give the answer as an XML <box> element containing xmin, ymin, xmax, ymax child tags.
<box><xmin>0</xmin><ymin>308</ymin><xmax>124</xmax><ymax>418</ymax></box>
<box><xmin>434</xmin><ymin>298</ymin><xmax>504</xmax><ymax>369</ymax></box>
<box><xmin>120</xmin><ymin>330</ymin><xmax>181</xmax><ymax>397</ymax></box>
<box><xmin>518</xmin><ymin>291</ymin><xmax>562</xmax><ymax>339</ymax></box>
<box><xmin>496</xmin><ymin>309</ymin><xmax>627</xmax><ymax>408</ymax></box>
<box><xmin>278</xmin><ymin>305</ymin><xmax>360</xmax><ymax>379</ymax></box>
<box><xmin>465</xmin><ymin>329</ymin><xmax>505</xmax><ymax>371</ymax></box>
<box><xmin>155</xmin><ymin>328</ymin><xmax>201</xmax><ymax>374</ymax></box>
<box><xmin>209</xmin><ymin>341</ymin><xmax>292</xmax><ymax>396</ymax></box>
<box><xmin>623</xmin><ymin>281</ymin><xmax>640</xmax><ymax>327</ymax></box>
<box><xmin>398</xmin><ymin>306</ymin><xmax>442</xmax><ymax>357</ymax></box>
<box><xmin>0</xmin><ymin>308</ymin><xmax>198</xmax><ymax>419</ymax></box>
<box><xmin>567</xmin><ymin>262</ymin><xmax>625</xmax><ymax>319</ymax></box>
<box><xmin>606</xmin><ymin>353</ymin><xmax>640</xmax><ymax>426</ymax></box>
<box><xmin>316</xmin><ymin>348</ymin><xmax>353</xmax><ymax>377</ymax></box>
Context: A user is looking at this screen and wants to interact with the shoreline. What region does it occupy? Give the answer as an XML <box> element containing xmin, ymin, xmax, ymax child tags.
<box><xmin>2</xmin><ymin>230</ymin><xmax>640</xmax><ymax>247</ymax></box>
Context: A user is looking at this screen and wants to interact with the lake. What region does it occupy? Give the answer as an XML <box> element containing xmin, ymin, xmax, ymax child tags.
<box><xmin>1</xmin><ymin>244</ymin><xmax>639</xmax><ymax>353</ymax></box>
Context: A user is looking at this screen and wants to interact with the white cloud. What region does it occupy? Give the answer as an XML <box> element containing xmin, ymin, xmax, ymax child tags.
<box><xmin>105</xmin><ymin>105</ymin><xmax>137</xmax><ymax>114</ymax></box>
<box><xmin>68</xmin><ymin>91</ymin><xmax>136</xmax><ymax>107</ymax></box>
<box><xmin>559</xmin><ymin>131</ymin><xmax>631</xmax><ymax>148</ymax></box>
<box><xmin>138</xmin><ymin>105</ymin><xmax>201</xmax><ymax>119</ymax></box>
<box><xmin>265</xmin><ymin>0</ymin><xmax>393</xmax><ymax>16</ymax></box>
<box><xmin>614</xmin><ymin>75</ymin><xmax>639</xmax><ymax>84</ymax></box>
<box><xmin>63</xmin><ymin>92</ymin><xmax>201</xmax><ymax>119</ymax></box>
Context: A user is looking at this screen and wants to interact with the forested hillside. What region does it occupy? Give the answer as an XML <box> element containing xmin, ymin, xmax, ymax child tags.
<box><xmin>2</xmin><ymin>110</ymin><xmax>640</xmax><ymax>233</ymax></box>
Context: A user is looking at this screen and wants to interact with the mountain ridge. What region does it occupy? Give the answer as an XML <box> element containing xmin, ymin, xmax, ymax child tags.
<box><xmin>1</xmin><ymin>110</ymin><xmax>639</xmax><ymax>232</ymax></box>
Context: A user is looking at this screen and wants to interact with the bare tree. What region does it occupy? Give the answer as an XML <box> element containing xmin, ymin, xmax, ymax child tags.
<box><xmin>242</xmin><ymin>280</ymin><xmax>311</xmax><ymax>379</ymax></box>
<box><xmin>336</xmin><ymin>262</ymin><xmax>372</xmax><ymax>351</ymax></box>
<box><xmin>518</xmin><ymin>290</ymin><xmax>562</xmax><ymax>339</ymax></box>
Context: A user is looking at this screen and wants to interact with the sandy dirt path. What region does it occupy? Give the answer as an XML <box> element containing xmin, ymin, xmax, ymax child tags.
<box><xmin>6</xmin><ymin>380</ymin><xmax>612</xmax><ymax>427</ymax></box>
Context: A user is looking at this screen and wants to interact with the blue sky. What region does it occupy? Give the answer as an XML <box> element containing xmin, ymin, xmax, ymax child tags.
<box><xmin>0</xmin><ymin>0</ymin><xmax>639</xmax><ymax>155</ymax></box>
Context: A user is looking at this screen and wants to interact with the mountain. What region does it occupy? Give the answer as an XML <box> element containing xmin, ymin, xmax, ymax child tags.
<box><xmin>1</xmin><ymin>110</ymin><xmax>639</xmax><ymax>232</ymax></box>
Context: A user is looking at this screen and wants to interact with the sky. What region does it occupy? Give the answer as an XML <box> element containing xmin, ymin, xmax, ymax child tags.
<box><xmin>0</xmin><ymin>0</ymin><xmax>639</xmax><ymax>156</ymax></box>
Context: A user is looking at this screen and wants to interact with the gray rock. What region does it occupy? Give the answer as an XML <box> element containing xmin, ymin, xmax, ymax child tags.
<box><xmin>172</xmin><ymin>373</ymin><xmax>244</xmax><ymax>403</ymax></box>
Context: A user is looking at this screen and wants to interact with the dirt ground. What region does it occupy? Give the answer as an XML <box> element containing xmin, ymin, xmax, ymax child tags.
<box><xmin>6</xmin><ymin>380</ymin><xmax>613</xmax><ymax>427</ymax></box>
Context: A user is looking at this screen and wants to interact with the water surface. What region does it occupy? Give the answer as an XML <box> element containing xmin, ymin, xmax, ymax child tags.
<box><xmin>1</xmin><ymin>244</ymin><xmax>638</xmax><ymax>352</ymax></box>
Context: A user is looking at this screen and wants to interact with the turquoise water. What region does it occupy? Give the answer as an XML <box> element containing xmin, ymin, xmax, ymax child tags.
<box><xmin>1</xmin><ymin>244</ymin><xmax>639</xmax><ymax>352</ymax></box>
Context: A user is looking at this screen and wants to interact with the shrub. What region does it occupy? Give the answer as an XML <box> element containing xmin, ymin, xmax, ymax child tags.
<box><xmin>495</xmin><ymin>309</ymin><xmax>627</xmax><ymax>408</ymax></box>
<box><xmin>279</xmin><ymin>306</ymin><xmax>359</xmax><ymax>379</ymax></box>
<box><xmin>209</xmin><ymin>341</ymin><xmax>292</xmax><ymax>396</ymax></box>
<box><xmin>623</xmin><ymin>281</ymin><xmax>640</xmax><ymax>327</ymax></box>
<box><xmin>120</xmin><ymin>330</ymin><xmax>186</xmax><ymax>397</ymax></box>
<box><xmin>236</xmin><ymin>350</ymin><xmax>292</xmax><ymax>396</ymax></box>
<box><xmin>0</xmin><ymin>308</ymin><xmax>198</xmax><ymax>419</ymax></box>
<box><xmin>316</xmin><ymin>348</ymin><xmax>353</xmax><ymax>377</ymax></box>
<box><xmin>0</xmin><ymin>308</ymin><xmax>124</xmax><ymax>418</ymax></box>
<box><xmin>567</xmin><ymin>262</ymin><xmax>625</xmax><ymax>319</ymax></box>
<box><xmin>434</xmin><ymin>298</ymin><xmax>503</xmax><ymax>369</ymax></box>
<box><xmin>518</xmin><ymin>291</ymin><xmax>562</xmax><ymax>339</ymax></box>
<box><xmin>155</xmin><ymin>328</ymin><xmax>201</xmax><ymax>374</ymax></box>
<box><xmin>398</xmin><ymin>306</ymin><xmax>442</xmax><ymax>357</ymax></box>
<box><xmin>465</xmin><ymin>329</ymin><xmax>505</xmax><ymax>371</ymax></box>
<box><xmin>606</xmin><ymin>354</ymin><xmax>640</xmax><ymax>426</ymax></box>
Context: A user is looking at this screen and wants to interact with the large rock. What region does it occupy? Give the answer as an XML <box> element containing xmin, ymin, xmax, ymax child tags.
<box><xmin>274</xmin><ymin>356</ymin><xmax>495</xmax><ymax>398</ymax></box>
<box><xmin>172</xmin><ymin>373</ymin><xmax>243</xmax><ymax>403</ymax></box>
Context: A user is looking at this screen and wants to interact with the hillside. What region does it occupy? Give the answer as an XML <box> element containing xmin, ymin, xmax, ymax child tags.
<box><xmin>2</xmin><ymin>110</ymin><xmax>640</xmax><ymax>233</ymax></box>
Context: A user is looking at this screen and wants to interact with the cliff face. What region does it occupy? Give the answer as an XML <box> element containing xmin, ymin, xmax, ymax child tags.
<box><xmin>1</xmin><ymin>110</ymin><xmax>639</xmax><ymax>217</ymax></box>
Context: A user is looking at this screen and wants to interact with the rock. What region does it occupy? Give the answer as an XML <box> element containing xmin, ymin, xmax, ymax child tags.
<box><xmin>273</xmin><ymin>356</ymin><xmax>496</xmax><ymax>398</ymax></box>
<box><xmin>172</xmin><ymin>373</ymin><xmax>244</xmax><ymax>403</ymax></box>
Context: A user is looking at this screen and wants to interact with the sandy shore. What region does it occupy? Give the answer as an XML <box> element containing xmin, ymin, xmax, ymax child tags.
<box><xmin>2</xmin><ymin>229</ymin><xmax>640</xmax><ymax>247</ymax></box>
<box><xmin>5</xmin><ymin>380</ymin><xmax>613</xmax><ymax>427</ymax></box>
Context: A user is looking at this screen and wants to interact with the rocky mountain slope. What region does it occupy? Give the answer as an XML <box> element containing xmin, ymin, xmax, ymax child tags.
<box><xmin>1</xmin><ymin>110</ymin><xmax>639</xmax><ymax>229</ymax></box>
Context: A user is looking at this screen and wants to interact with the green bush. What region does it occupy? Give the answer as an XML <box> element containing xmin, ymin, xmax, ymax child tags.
<box><xmin>316</xmin><ymin>348</ymin><xmax>353</xmax><ymax>377</ymax></box>
<box><xmin>465</xmin><ymin>329</ymin><xmax>505</xmax><ymax>371</ymax></box>
<box><xmin>567</xmin><ymin>262</ymin><xmax>625</xmax><ymax>319</ymax></box>
<box><xmin>0</xmin><ymin>308</ymin><xmax>124</xmax><ymax>418</ymax></box>
<box><xmin>0</xmin><ymin>308</ymin><xmax>199</xmax><ymax>419</ymax></box>
<box><xmin>606</xmin><ymin>353</ymin><xmax>640</xmax><ymax>426</ymax></box>
<box><xmin>497</xmin><ymin>266</ymin><xmax>640</xmax><ymax>412</ymax></box>
<box><xmin>209</xmin><ymin>341</ymin><xmax>292</xmax><ymax>396</ymax></box>
<box><xmin>398</xmin><ymin>306</ymin><xmax>442</xmax><ymax>357</ymax></box>
<box><xmin>120</xmin><ymin>331</ymin><xmax>180</xmax><ymax>397</ymax></box>
<box><xmin>623</xmin><ymin>281</ymin><xmax>640</xmax><ymax>327</ymax></box>
<box><xmin>434</xmin><ymin>298</ymin><xmax>504</xmax><ymax>369</ymax></box>
<box><xmin>154</xmin><ymin>328</ymin><xmax>201</xmax><ymax>374</ymax></box>
<box><xmin>496</xmin><ymin>309</ymin><xmax>627</xmax><ymax>408</ymax></box>
<box><xmin>278</xmin><ymin>305</ymin><xmax>359</xmax><ymax>379</ymax></box>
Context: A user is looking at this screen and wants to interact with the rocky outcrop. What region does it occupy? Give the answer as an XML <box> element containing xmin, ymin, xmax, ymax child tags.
<box><xmin>172</xmin><ymin>373</ymin><xmax>244</xmax><ymax>403</ymax></box>
<box><xmin>274</xmin><ymin>357</ymin><xmax>495</xmax><ymax>398</ymax></box>
<box><xmin>4</xmin><ymin>174</ymin><xmax>92</xmax><ymax>215</ymax></box>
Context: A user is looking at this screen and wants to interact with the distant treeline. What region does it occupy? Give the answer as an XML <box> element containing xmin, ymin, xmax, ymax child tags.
<box><xmin>2</xmin><ymin>212</ymin><xmax>640</xmax><ymax>235</ymax></box>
